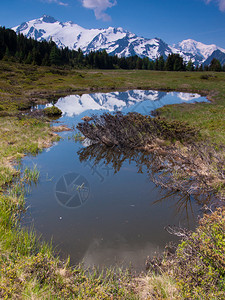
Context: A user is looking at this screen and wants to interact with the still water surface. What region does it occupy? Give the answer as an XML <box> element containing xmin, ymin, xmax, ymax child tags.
<box><xmin>23</xmin><ymin>90</ymin><xmax>208</xmax><ymax>270</ymax></box>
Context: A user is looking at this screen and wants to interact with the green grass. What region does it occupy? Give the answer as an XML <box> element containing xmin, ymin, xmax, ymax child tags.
<box><xmin>23</xmin><ymin>164</ymin><xmax>40</xmax><ymax>184</ymax></box>
<box><xmin>69</xmin><ymin>132</ymin><xmax>85</xmax><ymax>142</ymax></box>
<box><xmin>134</xmin><ymin>273</ymin><xmax>182</xmax><ymax>299</ymax></box>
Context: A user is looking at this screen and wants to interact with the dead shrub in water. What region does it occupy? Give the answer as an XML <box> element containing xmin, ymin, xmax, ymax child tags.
<box><xmin>77</xmin><ymin>112</ymin><xmax>200</xmax><ymax>148</ymax></box>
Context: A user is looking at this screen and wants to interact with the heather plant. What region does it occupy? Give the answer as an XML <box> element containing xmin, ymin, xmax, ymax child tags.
<box><xmin>172</xmin><ymin>208</ymin><xmax>225</xmax><ymax>299</ymax></box>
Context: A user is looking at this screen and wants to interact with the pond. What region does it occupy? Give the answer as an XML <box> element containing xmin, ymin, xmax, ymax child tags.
<box><xmin>23</xmin><ymin>90</ymin><xmax>208</xmax><ymax>270</ymax></box>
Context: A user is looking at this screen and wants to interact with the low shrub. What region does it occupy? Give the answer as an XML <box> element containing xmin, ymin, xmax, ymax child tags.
<box><xmin>200</xmin><ymin>74</ymin><xmax>210</xmax><ymax>80</ymax></box>
<box><xmin>173</xmin><ymin>208</ymin><xmax>225</xmax><ymax>299</ymax></box>
<box><xmin>43</xmin><ymin>106</ymin><xmax>62</xmax><ymax>117</ymax></box>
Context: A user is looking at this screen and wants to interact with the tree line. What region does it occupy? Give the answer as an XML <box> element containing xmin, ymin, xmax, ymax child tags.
<box><xmin>0</xmin><ymin>26</ymin><xmax>224</xmax><ymax>71</ymax></box>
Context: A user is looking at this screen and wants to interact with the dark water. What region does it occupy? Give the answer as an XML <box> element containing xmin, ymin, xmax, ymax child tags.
<box><xmin>23</xmin><ymin>90</ymin><xmax>208</xmax><ymax>270</ymax></box>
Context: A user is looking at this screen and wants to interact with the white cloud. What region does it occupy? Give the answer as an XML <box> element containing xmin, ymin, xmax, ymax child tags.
<box><xmin>205</xmin><ymin>0</ymin><xmax>225</xmax><ymax>11</ymax></box>
<box><xmin>43</xmin><ymin>0</ymin><xmax>69</xmax><ymax>6</ymax></box>
<box><xmin>81</xmin><ymin>0</ymin><xmax>117</xmax><ymax>21</ymax></box>
<box><xmin>58</xmin><ymin>1</ymin><xmax>69</xmax><ymax>6</ymax></box>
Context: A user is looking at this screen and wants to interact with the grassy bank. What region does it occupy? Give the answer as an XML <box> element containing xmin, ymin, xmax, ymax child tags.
<box><xmin>0</xmin><ymin>116</ymin><xmax>59</xmax><ymax>190</ymax></box>
<box><xmin>0</xmin><ymin>61</ymin><xmax>225</xmax><ymax>298</ymax></box>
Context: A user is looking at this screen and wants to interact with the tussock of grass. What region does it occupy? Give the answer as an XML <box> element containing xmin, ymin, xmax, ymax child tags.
<box><xmin>77</xmin><ymin>112</ymin><xmax>200</xmax><ymax>147</ymax></box>
<box><xmin>134</xmin><ymin>274</ymin><xmax>181</xmax><ymax>300</ymax></box>
<box><xmin>23</xmin><ymin>164</ymin><xmax>40</xmax><ymax>184</ymax></box>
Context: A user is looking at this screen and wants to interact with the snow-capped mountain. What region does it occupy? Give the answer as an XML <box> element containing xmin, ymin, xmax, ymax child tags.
<box><xmin>12</xmin><ymin>15</ymin><xmax>171</xmax><ymax>61</ymax></box>
<box><xmin>12</xmin><ymin>15</ymin><xmax>225</xmax><ymax>65</ymax></box>
<box><xmin>173</xmin><ymin>39</ymin><xmax>225</xmax><ymax>60</ymax></box>
<box><xmin>171</xmin><ymin>39</ymin><xmax>225</xmax><ymax>65</ymax></box>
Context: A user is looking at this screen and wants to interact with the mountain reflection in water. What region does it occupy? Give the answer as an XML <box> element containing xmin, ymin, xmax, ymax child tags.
<box><xmin>43</xmin><ymin>90</ymin><xmax>207</xmax><ymax>118</ymax></box>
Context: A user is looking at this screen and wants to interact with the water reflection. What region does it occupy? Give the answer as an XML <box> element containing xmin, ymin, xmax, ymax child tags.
<box><xmin>78</xmin><ymin>144</ymin><xmax>212</xmax><ymax>222</ymax></box>
<box><xmin>43</xmin><ymin>90</ymin><xmax>207</xmax><ymax>118</ymax></box>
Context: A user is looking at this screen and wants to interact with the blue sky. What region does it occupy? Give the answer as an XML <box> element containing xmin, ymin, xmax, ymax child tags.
<box><xmin>1</xmin><ymin>0</ymin><xmax>225</xmax><ymax>47</ymax></box>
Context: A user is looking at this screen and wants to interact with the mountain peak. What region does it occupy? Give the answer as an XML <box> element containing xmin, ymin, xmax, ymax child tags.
<box><xmin>41</xmin><ymin>15</ymin><xmax>57</xmax><ymax>23</ymax></box>
<box><xmin>174</xmin><ymin>39</ymin><xmax>225</xmax><ymax>61</ymax></box>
